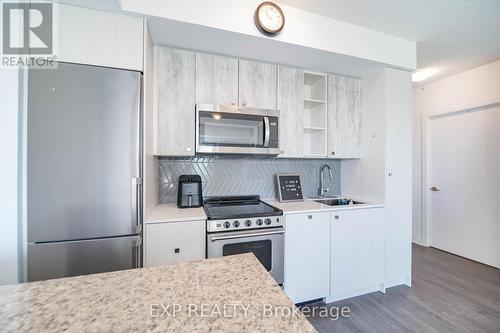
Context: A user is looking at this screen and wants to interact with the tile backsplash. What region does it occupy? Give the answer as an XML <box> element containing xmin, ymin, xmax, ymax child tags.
<box><xmin>158</xmin><ymin>156</ymin><xmax>341</xmax><ymax>203</ymax></box>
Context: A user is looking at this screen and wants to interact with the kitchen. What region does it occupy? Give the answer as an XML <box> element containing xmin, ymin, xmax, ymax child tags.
<box><xmin>1</xmin><ymin>0</ymin><xmax>419</xmax><ymax>332</ymax></box>
<box><xmin>0</xmin><ymin>0</ymin><xmax>411</xmax><ymax>328</ymax></box>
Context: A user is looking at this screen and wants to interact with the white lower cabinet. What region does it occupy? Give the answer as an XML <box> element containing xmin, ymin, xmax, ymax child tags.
<box><xmin>327</xmin><ymin>208</ymin><xmax>385</xmax><ymax>302</ymax></box>
<box><xmin>284</xmin><ymin>212</ymin><xmax>330</xmax><ymax>304</ymax></box>
<box><xmin>144</xmin><ymin>220</ymin><xmax>205</xmax><ymax>267</ymax></box>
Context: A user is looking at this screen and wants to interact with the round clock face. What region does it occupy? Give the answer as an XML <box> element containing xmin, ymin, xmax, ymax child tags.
<box><xmin>255</xmin><ymin>2</ymin><xmax>285</xmax><ymax>36</ymax></box>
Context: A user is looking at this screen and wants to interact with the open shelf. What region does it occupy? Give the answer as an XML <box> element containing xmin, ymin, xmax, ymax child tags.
<box><xmin>303</xmin><ymin>71</ymin><xmax>328</xmax><ymax>156</ymax></box>
<box><xmin>303</xmin><ymin>128</ymin><xmax>327</xmax><ymax>156</ymax></box>
<box><xmin>304</xmin><ymin>72</ymin><xmax>327</xmax><ymax>101</ymax></box>
<box><xmin>304</xmin><ymin>98</ymin><xmax>326</xmax><ymax>104</ymax></box>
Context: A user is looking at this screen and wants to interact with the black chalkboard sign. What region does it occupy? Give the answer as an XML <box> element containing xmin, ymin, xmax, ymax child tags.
<box><xmin>276</xmin><ymin>174</ymin><xmax>304</xmax><ymax>202</ymax></box>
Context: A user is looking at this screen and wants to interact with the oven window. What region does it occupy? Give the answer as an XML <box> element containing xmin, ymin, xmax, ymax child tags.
<box><xmin>223</xmin><ymin>240</ymin><xmax>272</xmax><ymax>271</ymax></box>
<box><xmin>199</xmin><ymin>111</ymin><xmax>264</xmax><ymax>147</ymax></box>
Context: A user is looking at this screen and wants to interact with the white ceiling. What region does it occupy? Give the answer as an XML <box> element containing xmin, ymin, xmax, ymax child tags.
<box><xmin>58</xmin><ymin>0</ymin><xmax>500</xmax><ymax>84</ymax></box>
<box><xmin>278</xmin><ymin>0</ymin><xmax>500</xmax><ymax>83</ymax></box>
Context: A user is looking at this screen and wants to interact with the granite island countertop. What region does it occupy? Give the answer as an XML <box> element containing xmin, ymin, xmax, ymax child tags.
<box><xmin>0</xmin><ymin>254</ymin><xmax>316</xmax><ymax>333</ymax></box>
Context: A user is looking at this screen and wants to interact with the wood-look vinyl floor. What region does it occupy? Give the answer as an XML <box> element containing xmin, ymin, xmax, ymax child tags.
<box><xmin>304</xmin><ymin>244</ymin><xmax>500</xmax><ymax>332</ymax></box>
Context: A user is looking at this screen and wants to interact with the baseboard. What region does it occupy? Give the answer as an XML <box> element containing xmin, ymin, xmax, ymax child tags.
<box><xmin>325</xmin><ymin>285</ymin><xmax>383</xmax><ymax>303</ymax></box>
<box><xmin>412</xmin><ymin>237</ymin><xmax>427</xmax><ymax>246</ymax></box>
<box><xmin>385</xmin><ymin>277</ymin><xmax>411</xmax><ymax>289</ymax></box>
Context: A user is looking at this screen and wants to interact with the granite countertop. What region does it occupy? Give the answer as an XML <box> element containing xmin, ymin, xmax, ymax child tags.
<box><xmin>0</xmin><ymin>254</ymin><xmax>316</xmax><ymax>333</ymax></box>
<box><xmin>264</xmin><ymin>198</ymin><xmax>385</xmax><ymax>214</ymax></box>
<box><xmin>145</xmin><ymin>204</ymin><xmax>207</xmax><ymax>224</ymax></box>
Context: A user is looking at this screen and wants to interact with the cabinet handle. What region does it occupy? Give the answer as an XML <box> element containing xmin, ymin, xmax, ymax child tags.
<box><xmin>334</xmin><ymin>215</ymin><xmax>339</xmax><ymax>220</ymax></box>
<box><xmin>231</xmin><ymin>102</ymin><xmax>236</xmax><ymax>106</ymax></box>
<box><xmin>242</xmin><ymin>102</ymin><xmax>247</xmax><ymax>106</ymax></box>
<box><xmin>388</xmin><ymin>172</ymin><xmax>393</xmax><ymax>177</ymax></box>
<box><xmin>331</xmin><ymin>152</ymin><xmax>336</xmax><ymax>155</ymax></box>
<box><xmin>174</xmin><ymin>248</ymin><xmax>180</xmax><ymax>253</ymax></box>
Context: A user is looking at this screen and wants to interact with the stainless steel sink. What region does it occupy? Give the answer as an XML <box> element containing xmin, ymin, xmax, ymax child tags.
<box><xmin>313</xmin><ymin>197</ymin><xmax>365</xmax><ymax>206</ymax></box>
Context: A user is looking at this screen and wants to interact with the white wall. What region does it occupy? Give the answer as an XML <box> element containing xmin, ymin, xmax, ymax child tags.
<box><xmin>0</xmin><ymin>68</ymin><xmax>20</xmax><ymax>285</ymax></box>
<box><xmin>121</xmin><ymin>0</ymin><xmax>416</xmax><ymax>71</ymax></box>
<box><xmin>413</xmin><ymin>59</ymin><xmax>500</xmax><ymax>244</ymax></box>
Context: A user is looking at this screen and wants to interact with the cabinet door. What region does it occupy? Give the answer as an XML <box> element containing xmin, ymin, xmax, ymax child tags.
<box><xmin>195</xmin><ymin>53</ymin><xmax>238</xmax><ymax>105</ymax></box>
<box><xmin>153</xmin><ymin>47</ymin><xmax>195</xmax><ymax>156</ymax></box>
<box><xmin>284</xmin><ymin>212</ymin><xmax>330</xmax><ymax>303</ymax></box>
<box><xmin>238</xmin><ymin>60</ymin><xmax>277</xmax><ymax>109</ymax></box>
<box><xmin>277</xmin><ymin>66</ymin><xmax>304</xmax><ymax>157</ymax></box>
<box><xmin>330</xmin><ymin>208</ymin><xmax>384</xmax><ymax>300</ymax></box>
<box><xmin>58</xmin><ymin>4</ymin><xmax>143</xmax><ymax>71</ymax></box>
<box><xmin>328</xmin><ymin>75</ymin><xmax>362</xmax><ymax>158</ymax></box>
<box><xmin>145</xmin><ymin>220</ymin><xmax>206</xmax><ymax>267</ymax></box>
<box><xmin>385</xmin><ymin>68</ymin><xmax>412</xmax><ymax>286</ymax></box>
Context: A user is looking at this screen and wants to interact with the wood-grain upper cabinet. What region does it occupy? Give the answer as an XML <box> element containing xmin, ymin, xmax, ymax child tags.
<box><xmin>328</xmin><ymin>75</ymin><xmax>362</xmax><ymax>158</ymax></box>
<box><xmin>195</xmin><ymin>53</ymin><xmax>238</xmax><ymax>105</ymax></box>
<box><xmin>238</xmin><ymin>60</ymin><xmax>277</xmax><ymax>109</ymax></box>
<box><xmin>153</xmin><ymin>46</ymin><xmax>195</xmax><ymax>156</ymax></box>
<box><xmin>277</xmin><ymin>66</ymin><xmax>304</xmax><ymax>157</ymax></box>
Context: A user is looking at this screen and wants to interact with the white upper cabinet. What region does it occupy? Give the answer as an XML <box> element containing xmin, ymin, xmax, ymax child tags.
<box><xmin>277</xmin><ymin>66</ymin><xmax>304</xmax><ymax>157</ymax></box>
<box><xmin>195</xmin><ymin>53</ymin><xmax>238</xmax><ymax>106</ymax></box>
<box><xmin>57</xmin><ymin>4</ymin><xmax>143</xmax><ymax>71</ymax></box>
<box><xmin>153</xmin><ymin>46</ymin><xmax>196</xmax><ymax>156</ymax></box>
<box><xmin>328</xmin><ymin>75</ymin><xmax>362</xmax><ymax>158</ymax></box>
<box><xmin>238</xmin><ymin>60</ymin><xmax>277</xmax><ymax>109</ymax></box>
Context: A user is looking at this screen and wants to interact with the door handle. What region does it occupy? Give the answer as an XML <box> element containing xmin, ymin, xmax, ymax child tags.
<box><xmin>430</xmin><ymin>186</ymin><xmax>440</xmax><ymax>192</ymax></box>
<box><xmin>210</xmin><ymin>229</ymin><xmax>284</xmax><ymax>242</ymax></box>
<box><xmin>263</xmin><ymin>116</ymin><xmax>270</xmax><ymax>147</ymax></box>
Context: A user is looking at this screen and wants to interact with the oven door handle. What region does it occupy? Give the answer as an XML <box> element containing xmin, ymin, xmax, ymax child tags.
<box><xmin>263</xmin><ymin>116</ymin><xmax>270</xmax><ymax>147</ymax></box>
<box><xmin>210</xmin><ymin>229</ymin><xmax>284</xmax><ymax>242</ymax></box>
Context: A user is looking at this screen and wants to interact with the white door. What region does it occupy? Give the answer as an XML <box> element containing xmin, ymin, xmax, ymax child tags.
<box><xmin>427</xmin><ymin>106</ymin><xmax>500</xmax><ymax>268</ymax></box>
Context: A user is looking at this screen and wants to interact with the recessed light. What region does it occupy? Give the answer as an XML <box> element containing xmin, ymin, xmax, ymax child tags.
<box><xmin>412</xmin><ymin>68</ymin><xmax>438</xmax><ymax>82</ymax></box>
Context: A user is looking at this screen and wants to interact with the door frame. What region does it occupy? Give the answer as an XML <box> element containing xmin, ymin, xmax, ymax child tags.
<box><xmin>421</xmin><ymin>97</ymin><xmax>500</xmax><ymax>247</ymax></box>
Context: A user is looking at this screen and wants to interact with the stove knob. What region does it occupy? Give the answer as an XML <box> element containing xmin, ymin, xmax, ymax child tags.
<box><xmin>245</xmin><ymin>219</ymin><xmax>252</xmax><ymax>227</ymax></box>
<box><xmin>233</xmin><ymin>220</ymin><xmax>240</xmax><ymax>228</ymax></box>
<box><xmin>256</xmin><ymin>219</ymin><xmax>263</xmax><ymax>226</ymax></box>
<box><xmin>223</xmin><ymin>221</ymin><xmax>231</xmax><ymax>229</ymax></box>
<box><xmin>264</xmin><ymin>218</ymin><xmax>272</xmax><ymax>225</ymax></box>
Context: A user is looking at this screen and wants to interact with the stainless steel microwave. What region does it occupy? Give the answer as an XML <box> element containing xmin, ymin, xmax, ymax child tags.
<box><xmin>196</xmin><ymin>104</ymin><xmax>280</xmax><ymax>155</ymax></box>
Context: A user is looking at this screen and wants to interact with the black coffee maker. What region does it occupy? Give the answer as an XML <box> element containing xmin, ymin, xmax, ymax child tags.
<box><xmin>177</xmin><ymin>175</ymin><xmax>203</xmax><ymax>208</ymax></box>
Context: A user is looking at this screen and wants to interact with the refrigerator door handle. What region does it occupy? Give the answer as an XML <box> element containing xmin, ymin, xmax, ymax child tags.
<box><xmin>131</xmin><ymin>177</ymin><xmax>142</xmax><ymax>233</ymax></box>
<box><xmin>132</xmin><ymin>234</ymin><xmax>142</xmax><ymax>269</ymax></box>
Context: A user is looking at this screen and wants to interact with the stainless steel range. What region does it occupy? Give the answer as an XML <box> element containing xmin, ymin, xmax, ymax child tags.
<box><xmin>204</xmin><ymin>196</ymin><xmax>284</xmax><ymax>284</ymax></box>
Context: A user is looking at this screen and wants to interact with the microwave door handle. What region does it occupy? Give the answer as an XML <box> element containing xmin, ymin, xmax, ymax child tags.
<box><xmin>264</xmin><ymin>116</ymin><xmax>270</xmax><ymax>147</ymax></box>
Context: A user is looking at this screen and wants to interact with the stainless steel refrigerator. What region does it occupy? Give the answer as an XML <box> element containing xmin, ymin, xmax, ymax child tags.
<box><xmin>27</xmin><ymin>62</ymin><xmax>142</xmax><ymax>282</ymax></box>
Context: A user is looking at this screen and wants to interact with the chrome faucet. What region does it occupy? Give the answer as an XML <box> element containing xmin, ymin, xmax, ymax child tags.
<box><xmin>318</xmin><ymin>164</ymin><xmax>333</xmax><ymax>197</ymax></box>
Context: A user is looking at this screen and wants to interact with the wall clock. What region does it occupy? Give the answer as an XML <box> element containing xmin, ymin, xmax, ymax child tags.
<box><xmin>254</xmin><ymin>2</ymin><xmax>285</xmax><ymax>36</ymax></box>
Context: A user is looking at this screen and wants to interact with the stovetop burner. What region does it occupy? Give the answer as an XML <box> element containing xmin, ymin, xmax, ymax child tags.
<box><xmin>203</xmin><ymin>195</ymin><xmax>283</xmax><ymax>232</ymax></box>
<box><xmin>203</xmin><ymin>195</ymin><xmax>283</xmax><ymax>220</ymax></box>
